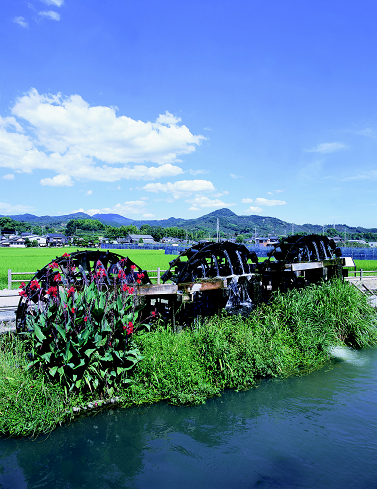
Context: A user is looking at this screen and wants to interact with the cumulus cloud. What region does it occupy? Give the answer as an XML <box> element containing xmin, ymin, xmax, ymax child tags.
<box><xmin>0</xmin><ymin>89</ymin><xmax>202</xmax><ymax>185</ymax></box>
<box><xmin>305</xmin><ymin>142</ymin><xmax>347</xmax><ymax>154</ymax></box>
<box><xmin>244</xmin><ymin>206</ymin><xmax>263</xmax><ymax>214</ymax></box>
<box><xmin>13</xmin><ymin>16</ymin><xmax>29</xmax><ymax>28</ymax></box>
<box><xmin>254</xmin><ymin>198</ymin><xmax>286</xmax><ymax>206</ymax></box>
<box><xmin>2</xmin><ymin>174</ymin><xmax>14</xmax><ymax>180</ymax></box>
<box><xmin>84</xmin><ymin>201</ymin><xmax>148</xmax><ymax>216</ymax></box>
<box><xmin>141</xmin><ymin>180</ymin><xmax>216</xmax><ymax>199</ymax></box>
<box><xmin>38</xmin><ymin>10</ymin><xmax>60</xmax><ymax>20</ymax></box>
<box><xmin>85</xmin><ymin>190</ymin><xmax>93</xmax><ymax>195</ymax></box>
<box><xmin>156</xmin><ymin>111</ymin><xmax>181</xmax><ymax>125</ymax></box>
<box><xmin>186</xmin><ymin>195</ymin><xmax>236</xmax><ymax>211</ymax></box>
<box><xmin>143</xmin><ymin>213</ymin><xmax>155</xmax><ymax>218</ymax></box>
<box><xmin>41</xmin><ymin>0</ymin><xmax>64</xmax><ymax>6</ymax></box>
<box><xmin>230</xmin><ymin>173</ymin><xmax>243</xmax><ymax>179</ymax></box>
<box><xmin>40</xmin><ymin>174</ymin><xmax>73</xmax><ymax>186</ymax></box>
<box><xmin>241</xmin><ymin>198</ymin><xmax>253</xmax><ymax>204</ymax></box>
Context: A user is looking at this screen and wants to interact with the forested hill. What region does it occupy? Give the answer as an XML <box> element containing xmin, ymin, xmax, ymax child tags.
<box><xmin>1</xmin><ymin>208</ymin><xmax>377</xmax><ymax>237</ymax></box>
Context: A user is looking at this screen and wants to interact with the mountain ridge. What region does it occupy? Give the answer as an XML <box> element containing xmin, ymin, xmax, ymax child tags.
<box><xmin>1</xmin><ymin>208</ymin><xmax>376</xmax><ymax>235</ymax></box>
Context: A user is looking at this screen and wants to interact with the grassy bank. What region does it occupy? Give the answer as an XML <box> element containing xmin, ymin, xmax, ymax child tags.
<box><xmin>0</xmin><ymin>248</ymin><xmax>177</xmax><ymax>289</ymax></box>
<box><xmin>1</xmin><ymin>279</ymin><xmax>377</xmax><ymax>437</ymax></box>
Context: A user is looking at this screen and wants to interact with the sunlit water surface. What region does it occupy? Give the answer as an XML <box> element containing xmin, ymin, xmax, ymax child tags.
<box><xmin>1</xmin><ymin>347</ymin><xmax>377</xmax><ymax>488</ymax></box>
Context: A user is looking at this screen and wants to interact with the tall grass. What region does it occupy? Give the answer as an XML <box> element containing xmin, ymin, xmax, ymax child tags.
<box><xmin>0</xmin><ymin>333</ymin><xmax>68</xmax><ymax>437</ymax></box>
<box><xmin>124</xmin><ymin>280</ymin><xmax>377</xmax><ymax>405</ymax></box>
<box><xmin>1</xmin><ymin>279</ymin><xmax>376</xmax><ymax>436</ymax></box>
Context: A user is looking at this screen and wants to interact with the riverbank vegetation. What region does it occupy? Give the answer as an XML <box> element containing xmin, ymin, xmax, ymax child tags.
<box><xmin>1</xmin><ymin>279</ymin><xmax>377</xmax><ymax>437</ymax></box>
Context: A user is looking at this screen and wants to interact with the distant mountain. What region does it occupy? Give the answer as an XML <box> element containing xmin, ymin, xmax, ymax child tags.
<box><xmin>0</xmin><ymin>212</ymin><xmax>91</xmax><ymax>226</ymax></box>
<box><xmin>1</xmin><ymin>208</ymin><xmax>377</xmax><ymax>236</ymax></box>
<box><xmin>92</xmin><ymin>214</ymin><xmax>135</xmax><ymax>226</ymax></box>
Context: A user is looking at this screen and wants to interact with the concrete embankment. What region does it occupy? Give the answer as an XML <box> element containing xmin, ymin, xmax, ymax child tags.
<box><xmin>0</xmin><ymin>289</ymin><xmax>18</xmax><ymax>333</ymax></box>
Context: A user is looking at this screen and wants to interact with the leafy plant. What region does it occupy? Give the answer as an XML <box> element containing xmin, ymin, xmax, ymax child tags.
<box><xmin>18</xmin><ymin>255</ymin><xmax>145</xmax><ymax>395</ymax></box>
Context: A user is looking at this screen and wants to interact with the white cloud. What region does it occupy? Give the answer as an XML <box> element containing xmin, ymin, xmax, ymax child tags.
<box><xmin>0</xmin><ymin>89</ymin><xmax>202</xmax><ymax>185</ymax></box>
<box><xmin>305</xmin><ymin>142</ymin><xmax>347</xmax><ymax>154</ymax></box>
<box><xmin>254</xmin><ymin>197</ymin><xmax>286</xmax><ymax>206</ymax></box>
<box><xmin>40</xmin><ymin>174</ymin><xmax>73</xmax><ymax>186</ymax></box>
<box><xmin>343</xmin><ymin>170</ymin><xmax>377</xmax><ymax>181</ymax></box>
<box><xmin>141</xmin><ymin>179</ymin><xmax>216</xmax><ymax>199</ymax></box>
<box><xmin>85</xmin><ymin>190</ymin><xmax>93</xmax><ymax>195</ymax></box>
<box><xmin>189</xmin><ymin>169</ymin><xmax>209</xmax><ymax>175</ymax></box>
<box><xmin>241</xmin><ymin>198</ymin><xmax>253</xmax><ymax>204</ymax></box>
<box><xmin>0</xmin><ymin>202</ymin><xmax>34</xmax><ymax>214</ymax></box>
<box><xmin>41</xmin><ymin>0</ymin><xmax>64</xmax><ymax>6</ymax></box>
<box><xmin>2</xmin><ymin>174</ymin><xmax>14</xmax><ymax>180</ymax></box>
<box><xmin>85</xmin><ymin>201</ymin><xmax>148</xmax><ymax>216</ymax></box>
<box><xmin>13</xmin><ymin>16</ymin><xmax>29</xmax><ymax>28</ymax></box>
<box><xmin>143</xmin><ymin>213</ymin><xmax>155</xmax><ymax>218</ymax></box>
<box><xmin>156</xmin><ymin>111</ymin><xmax>181</xmax><ymax>125</ymax></box>
<box><xmin>38</xmin><ymin>10</ymin><xmax>60</xmax><ymax>20</ymax></box>
<box><xmin>230</xmin><ymin>173</ymin><xmax>243</xmax><ymax>179</ymax></box>
<box><xmin>186</xmin><ymin>195</ymin><xmax>236</xmax><ymax>210</ymax></box>
<box><xmin>244</xmin><ymin>206</ymin><xmax>263</xmax><ymax>214</ymax></box>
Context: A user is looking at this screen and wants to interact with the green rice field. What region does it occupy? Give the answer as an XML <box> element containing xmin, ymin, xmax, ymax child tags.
<box><xmin>0</xmin><ymin>247</ymin><xmax>178</xmax><ymax>290</ymax></box>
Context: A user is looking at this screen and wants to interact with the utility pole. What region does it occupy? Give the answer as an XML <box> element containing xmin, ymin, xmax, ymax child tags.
<box><xmin>291</xmin><ymin>223</ymin><xmax>294</xmax><ymax>235</ymax></box>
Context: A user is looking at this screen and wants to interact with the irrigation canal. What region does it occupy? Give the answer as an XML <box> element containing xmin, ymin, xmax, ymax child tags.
<box><xmin>0</xmin><ymin>346</ymin><xmax>376</xmax><ymax>488</ymax></box>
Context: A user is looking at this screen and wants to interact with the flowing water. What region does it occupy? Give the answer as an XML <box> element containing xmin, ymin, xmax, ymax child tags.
<box><xmin>1</xmin><ymin>347</ymin><xmax>377</xmax><ymax>488</ymax></box>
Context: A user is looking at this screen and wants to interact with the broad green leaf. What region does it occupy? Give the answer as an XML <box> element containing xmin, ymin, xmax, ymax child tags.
<box><xmin>33</xmin><ymin>323</ymin><xmax>46</xmax><ymax>342</ymax></box>
<box><xmin>56</xmin><ymin>324</ymin><xmax>66</xmax><ymax>341</ymax></box>
<box><xmin>41</xmin><ymin>352</ymin><xmax>52</xmax><ymax>363</ymax></box>
<box><xmin>84</xmin><ymin>348</ymin><xmax>96</xmax><ymax>358</ymax></box>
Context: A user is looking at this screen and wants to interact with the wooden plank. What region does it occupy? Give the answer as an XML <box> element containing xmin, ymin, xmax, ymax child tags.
<box><xmin>137</xmin><ymin>283</ymin><xmax>178</xmax><ymax>296</ymax></box>
<box><xmin>179</xmin><ymin>280</ymin><xmax>224</xmax><ymax>293</ymax></box>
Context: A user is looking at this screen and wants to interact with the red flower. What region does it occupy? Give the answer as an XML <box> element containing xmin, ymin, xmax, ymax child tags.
<box><xmin>151</xmin><ymin>311</ymin><xmax>156</xmax><ymax>317</ymax></box>
<box><xmin>128</xmin><ymin>287</ymin><xmax>134</xmax><ymax>294</ymax></box>
<box><xmin>122</xmin><ymin>284</ymin><xmax>129</xmax><ymax>292</ymax></box>
<box><xmin>84</xmin><ymin>316</ymin><xmax>88</xmax><ymax>322</ymax></box>
<box><xmin>67</xmin><ymin>286</ymin><xmax>75</xmax><ymax>297</ymax></box>
<box><xmin>136</xmin><ymin>279</ymin><xmax>141</xmax><ymax>284</ymax></box>
<box><xmin>71</xmin><ymin>307</ymin><xmax>75</xmax><ymax>314</ymax></box>
<box><xmin>63</xmin><ymin>253</ymin><xmax>70</xmax><ymax>258</ymax></box>
<box><xmin>137</xmin><ymin>273</ymin><xmax>144</xmax><ymax>279</ymax></box>
<box><xmin>19</xmin><ymin>290</ymin><xmax>27</xmax><ymax>297</ymax></box>
<box><xmin>19</xmin><ymin>282</ymin><xmax>26</xmax><ymax>289</ymax></box>
<box><xmin>118</xmin><ymin>270</ymin><xmax>126</xmax><ymax>279</ymax></box>
<box><xmin>122</xmin><ymin>325</ymin><xmax>126</xmax><ymax>330</ymax></box>
<box><xmin>47</xmin><ymin>286</ymin><xmax>58</xmax><ymax>297</ymax></box>
<box><xmin>127</xmin><ymin>321</ymin><xmax>134</xmax><ymax>335</ymax></box>
<box><xmin>30</xmin><ymin>280</ymin><xmax>40</xmax><ymax>291</ymax></box>
<box><xmin>48</xmin><ymin>261</ymin><xmax>59</xmax><ymax>269</ymax></box>
<box><xmin>54</xmin><ymin>273</ymin><xmax>62</xmax><ymax>282</ymax></box>
<box><xmin>130</xmin><ymin>264</ymin><xmax>137</xmax><ymax>270</ymax></box>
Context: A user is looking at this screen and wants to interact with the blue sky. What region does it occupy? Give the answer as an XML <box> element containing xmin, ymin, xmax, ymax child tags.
<box><xmin>1</xmin><ymin>0</ymin><xmax>377</xmax><ymax>228</ymax></box>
